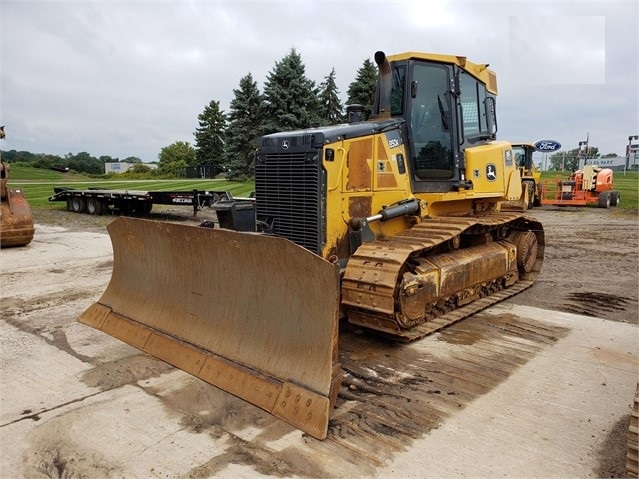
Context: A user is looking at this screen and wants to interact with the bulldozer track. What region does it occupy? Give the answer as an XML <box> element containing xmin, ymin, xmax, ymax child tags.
<box><xmin>342</xmin><ymin>213</ymin><xmax>544</xmax><ymax>341</ymax></box>
<box><xmin>391</xmin><ymin>279</ymin><xmax>534</xmax><ymax>341</ymax></box>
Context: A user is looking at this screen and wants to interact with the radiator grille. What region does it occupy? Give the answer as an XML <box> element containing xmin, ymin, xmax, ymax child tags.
<box><xmin>255</xmin><ymin>151</ymin><xmax>323</xmax><ymax>255</ymax></box>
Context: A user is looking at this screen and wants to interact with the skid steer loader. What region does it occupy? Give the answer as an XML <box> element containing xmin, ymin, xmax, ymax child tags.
<box><xmin>80</xmin><ymin>51</ymin><xmax>544</xmax><ymax>439</ymax></box>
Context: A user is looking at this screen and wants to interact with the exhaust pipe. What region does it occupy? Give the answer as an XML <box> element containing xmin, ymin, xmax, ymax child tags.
<box><xmin>374</xmin><ymin>51</ymin><xmax>392</xmax><ymax>119</ymax></box>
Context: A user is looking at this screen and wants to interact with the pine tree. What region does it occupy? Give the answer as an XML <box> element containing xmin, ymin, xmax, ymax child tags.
<box><xmin>194</xmin><ymin>100</ymin><xmax>227</xmax><ymax>175</ymax></box>
<box><xmin>261</xmin><ymin>47</ymin><xmax>321</xmax><ymax>134</ymax></box>
<box><xmin>223</xmin><ymin>73</ymin><xmax>263</xmax><ymax>180</ymax></box>
<box><xmin>318</xmin><ymin>67</ymin><xmax>344</xmax><ymax>125</ymax></box>
<box><xmin>346</xmin><ymin>58</ymin><xmax>378</xmax><ymax>120</ymax></box>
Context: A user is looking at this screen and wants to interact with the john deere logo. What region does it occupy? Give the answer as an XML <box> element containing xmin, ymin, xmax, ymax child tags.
<box><xmin>486</xmin><ymin>163</ymin><xmax>497</xmax><ymax>181</ymax></box>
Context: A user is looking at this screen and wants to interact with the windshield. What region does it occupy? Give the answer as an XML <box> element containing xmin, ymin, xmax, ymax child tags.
<box><xmin>407</xmin><ymin>62</ymin><xmax>454</xmax><ymax>180</ymax></box>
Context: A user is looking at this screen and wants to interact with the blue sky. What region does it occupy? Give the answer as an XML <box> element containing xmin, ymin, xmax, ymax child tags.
<box><xmin>1</xmin><ymin>1</ymin><xmax>637</xmax><ymax>164</ymax></box>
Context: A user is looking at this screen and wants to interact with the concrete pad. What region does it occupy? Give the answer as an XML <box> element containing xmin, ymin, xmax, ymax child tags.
<box><xmin>1</xmin><ymin>224</ymin><xmax>636</xmax><ymax>478</ymax></box>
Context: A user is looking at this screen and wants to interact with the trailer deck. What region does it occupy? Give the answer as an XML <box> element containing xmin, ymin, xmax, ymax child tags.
<box><xmin>49</xmin><ymin>187</ymin><xmax>233</xmax><ymax>217</ymax></box>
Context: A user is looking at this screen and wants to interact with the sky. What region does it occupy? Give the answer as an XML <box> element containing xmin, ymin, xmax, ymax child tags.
<box><xmin>1</xmin><ymin>1</ymin><xmax>637</xmax><ymax>166</ymax></box>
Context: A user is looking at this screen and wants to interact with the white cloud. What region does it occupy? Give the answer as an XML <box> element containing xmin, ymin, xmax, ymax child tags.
<box><xmin>509</xmin><ymin>16</ymin><xmax>605</xmax><ymax>85</ymax></box>
<box><xmin>0</xmin><ymin>1</ymin><xmax>636</xmax><ymax>161</ymax></box>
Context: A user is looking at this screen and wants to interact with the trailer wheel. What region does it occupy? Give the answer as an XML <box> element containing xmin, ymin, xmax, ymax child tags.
<box><xmin>610</xmin><ymin>191</ymin><xmax>621</xmax><ymax>207</ymax></box>
<box><xmin>597</xmin><ymin>191</ymin><xmax>611</xmax><ymax>208</ymax></box>
<box><xmin>86</xmin><ymin>198</ymin><xmax>103</xmax><ymax>215</ymax></box>
<box><xmin>70</xmin><ymin>197</ymin><xmax>86</xmax><ymax>213</ymax></box>
<box><xmin>66</xmin><ymin>199</ymin><xmax>73</xmax><ymax>211</ymax></box>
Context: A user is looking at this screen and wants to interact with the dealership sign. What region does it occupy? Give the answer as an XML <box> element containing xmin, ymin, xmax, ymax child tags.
<box><xmin>534</xmin><ymin>140</ymin><xmax>561</xmax><ymax>152</ymax></box>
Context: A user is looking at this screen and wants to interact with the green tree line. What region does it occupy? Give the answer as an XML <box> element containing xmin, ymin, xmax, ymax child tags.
<box><xmin>2</xmin><ymin>47</ymin><xmax>378</xmax><ymax>180</ymax></box>
<box><xmin>0</xmin><ymin>150</ymin><xmax>143</xmax><ymax>176</ymax></box>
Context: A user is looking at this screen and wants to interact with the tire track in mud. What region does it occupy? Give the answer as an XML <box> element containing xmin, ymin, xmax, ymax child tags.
<box><xmin>559</xmin><ymin>292</ymin><xmax>635</xmax><ymax>321</ymax></box>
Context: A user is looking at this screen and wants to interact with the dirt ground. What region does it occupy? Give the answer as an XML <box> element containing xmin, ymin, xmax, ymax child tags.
<box><xmin>4</xmin><ymin>203</ymin><xmax>637</xmax><ymax>478</ymax></box>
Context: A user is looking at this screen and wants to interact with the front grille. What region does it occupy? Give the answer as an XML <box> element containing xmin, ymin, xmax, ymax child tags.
<box><xmin>254</xmin><ymin>150</ymin><xmax>324</xmax><ymax>255</ymax></box>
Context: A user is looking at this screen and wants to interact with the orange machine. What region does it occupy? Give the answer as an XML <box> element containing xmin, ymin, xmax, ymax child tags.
<box><xmin>540</xmin><ymin>165</ymin><xmax>620</xmax><ymax>208</ymax></box>
<box><xmin>1</xmin><ymin>127</ymin><xmax>35</xmax><ymax>247</ymax></box>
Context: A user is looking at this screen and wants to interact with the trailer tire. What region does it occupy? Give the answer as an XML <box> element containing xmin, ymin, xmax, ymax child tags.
<box><xmin>70</xmin><ymin>196</ymin><xmax>86</xmax><ymax>213</ymax></box>
<box><xmin>86</xmin><ymin>198</ymin><xmax>103</xmax><ymax>215</ymax></box>
<box><xmin>66</xmin><ymin>199</ymin><xmax>73</xmax><ymax>211</ymax></box>
<box><xmin>597</xmin><ymin>191</ymin><xmax>611</xmax><ymax>208</ymax></box>
<box><xmin>610</xmin><ymin>191</ymin><xmax>621</xmax><ymax>207</ymax></box>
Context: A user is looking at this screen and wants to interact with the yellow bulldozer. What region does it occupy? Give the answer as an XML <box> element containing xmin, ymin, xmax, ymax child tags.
<box><xmin>80</xmin><ymin>51</ymin><xmax>544</xmax><ymax>439</ymax></box>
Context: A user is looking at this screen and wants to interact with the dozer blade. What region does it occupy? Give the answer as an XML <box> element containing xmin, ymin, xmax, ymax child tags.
<box><xmin>79</xmin><ymin>217</ymin><xmax>342</xmax><ymax>439</ymax></box>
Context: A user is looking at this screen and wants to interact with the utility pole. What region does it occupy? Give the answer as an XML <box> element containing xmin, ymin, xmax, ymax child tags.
<box><xmin>578</xmin><ymin>133</ymin><xmax>590</xmax><ymax>168</ymax></box>
<box><xmin>627</xmin><ymin>135</ymin><xmax>639</xmax><ymax>170</ymax></box>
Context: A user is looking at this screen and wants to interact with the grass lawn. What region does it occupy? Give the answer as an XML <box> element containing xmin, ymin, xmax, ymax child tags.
<box><xmin>6</xmin><ymin>166</ymin><xmax>637</xmax><ymax>212</ymax></box>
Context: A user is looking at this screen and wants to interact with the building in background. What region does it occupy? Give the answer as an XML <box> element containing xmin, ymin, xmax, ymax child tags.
<box><xmin>105</xmin><ymin>162</ymin><xmax>157</xmax><ymax>174</ymax></box>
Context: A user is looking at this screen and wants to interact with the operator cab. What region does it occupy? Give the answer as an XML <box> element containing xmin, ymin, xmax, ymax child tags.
<box><xmin>513</xmin><ymin>144</ymin><xmax>534</xmax><ymax>170</ymax></box>
<box><xmin>373</xmin><ymin>51</ymin><xmax>498</xmax><ymax>193</ymax></box>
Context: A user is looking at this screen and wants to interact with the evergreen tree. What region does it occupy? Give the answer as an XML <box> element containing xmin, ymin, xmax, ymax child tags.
<box><xmin>194</xmin><ymin>100</ymin><xmax>227</xmax><ymax>175</ymax></box>
<box><xmin>223</xmin><ymin>73</ymin><xmax>263</xmax><ymax>180</ymax></box>
<box><xmin>261</xmin><ymin>47</ymin><xmax>321</xmax><ymax>134</ymax></box>
<box><xmin>346</xmin><ymin>58</ymin><xmax>377</xmax><ymax>120</ymax></box>
<box><xmin>318</xmin><ymin>67</ymin><xmax>344</xmax><ymax>125</ymax></box>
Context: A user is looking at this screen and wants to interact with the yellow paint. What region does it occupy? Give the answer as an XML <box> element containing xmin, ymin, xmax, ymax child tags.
<box><xmin>321</xmin><ymin>131</ymin><xmax>518</xmax><ymax>258</ymax></box>
<box><xmin>387</xmin><ymin>51</ymin><xmax>498</xmax><ymax>94</ymax></box>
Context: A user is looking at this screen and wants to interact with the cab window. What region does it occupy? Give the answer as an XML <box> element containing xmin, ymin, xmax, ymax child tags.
<box><xmin>460</xmin><ymin>71</ymin><xmax>490</xmax><ymax>139</ymax></box>
<box><xmin>409</xmin><ymin>63</ymin><xmax>454</xmax><ymax>180</ymax></box>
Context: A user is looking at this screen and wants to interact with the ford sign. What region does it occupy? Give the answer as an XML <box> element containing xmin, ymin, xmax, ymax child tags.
<box><xmin>534</xmin><ymin>140</ymin><xmax>561</xmax><ymax>152</ymax></box>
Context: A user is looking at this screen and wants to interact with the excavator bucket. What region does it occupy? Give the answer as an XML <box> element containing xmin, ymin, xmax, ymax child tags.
<box><xmin>79</xmin><ymin>217</ymin><xmax>342</xmax><ymax>439</ymax></box>
<box><xmin>1</xmin><ymin>162</ymin><xmax>35</xmax><ymax>248</ymax></box>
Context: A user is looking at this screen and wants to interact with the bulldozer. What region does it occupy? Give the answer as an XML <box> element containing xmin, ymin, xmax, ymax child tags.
<box><xmin>1</xmin><ymin>126</ymin><xmax>35</xmax><ymax>247</ymax></box>
<box><xmin>540</xmin><ymin>164</ymin><xmax>620</xmax><ymax>208</ymax></box>
<box><xmin>79</xmin><ymin>51</ymin><xmax>544</xmax><ymax>439</ymax></box>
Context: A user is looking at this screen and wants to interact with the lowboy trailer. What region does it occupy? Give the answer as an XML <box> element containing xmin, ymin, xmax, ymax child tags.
<box><xmin>49</xmin><ymin>187</ymin><xmax>233</xmax><ymax>217</ymax></box>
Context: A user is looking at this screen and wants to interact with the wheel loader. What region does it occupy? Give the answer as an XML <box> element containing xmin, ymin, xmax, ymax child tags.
<box><xmin>79</xmin><ymin>51</ymin><xmax>544</xmax><ymax>439</ymax></box>
<box><xmin>0</xmin><ymin>126</ymin><xmax>35</xmax><ymax>247</ymax></box>
<box><xmin>513</xmin><ymin>142</ymin><xmax>541</xmax><ymax>207</ymax></box>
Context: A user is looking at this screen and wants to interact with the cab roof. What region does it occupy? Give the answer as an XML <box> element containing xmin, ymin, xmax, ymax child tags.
<box><xmin>386</xmin><ymin>51</ymin><xmax>498</xmax><ymax>95</ymax></box>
